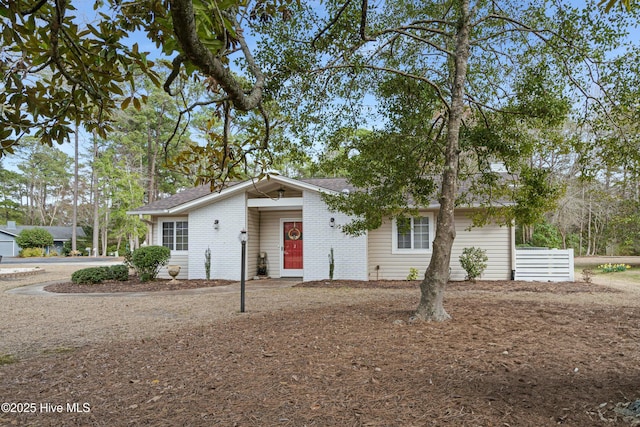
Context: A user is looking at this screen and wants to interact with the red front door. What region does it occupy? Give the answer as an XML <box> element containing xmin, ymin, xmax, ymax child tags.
<box><xmin>283</xmin><ymin>221</ymin><xmax>303</xmax><ymax>272</ymax></box>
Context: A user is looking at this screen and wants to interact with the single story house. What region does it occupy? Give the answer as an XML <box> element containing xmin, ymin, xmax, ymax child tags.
<box><xmin>128</xmin><ymin>176</ymin><xmax>516</xmax><ymax>281</ymax></box>
<box><xmin>0</xmin><ymin>221</ymin><xmax>86</xmax><ymax>258</ymax></box>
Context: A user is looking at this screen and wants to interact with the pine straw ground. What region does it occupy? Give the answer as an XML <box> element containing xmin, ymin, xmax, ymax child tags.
<box><xmin>2</xmin><ymin>278</ymin><xmax>640</xmax><ymax>426</ymax></box>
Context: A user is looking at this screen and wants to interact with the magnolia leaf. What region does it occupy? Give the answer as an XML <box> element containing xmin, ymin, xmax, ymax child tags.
<box><xmin>121</xmin><ymin>96</ymin><xmax>132</xmax><ymax>110</ymax></box>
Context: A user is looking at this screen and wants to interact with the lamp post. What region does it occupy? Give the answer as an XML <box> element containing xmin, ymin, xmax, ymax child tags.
<box><xmin>240</xmin><ymin>229</ymin><xmax>247</xmax><ymax>313</ymax></box>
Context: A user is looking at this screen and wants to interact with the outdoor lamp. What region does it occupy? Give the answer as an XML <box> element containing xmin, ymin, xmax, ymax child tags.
<box><xmin>213</xmin><ymin>219</ymin><xmax>219</xmax><ymax>229</ymax></box>
<box><xmin>277</xmin><ymin>187</ymin><xmax>285</xmax><ymax>199</ymax></box>
<box><xmin>330</xmin><ymin>217</ymin><xmax>335</xmax><ymax>228</ymax></box>
<box><xmin>240</xmin><ymin>229</ymin><xmax>248</xmax><ymax>313</ymax></box>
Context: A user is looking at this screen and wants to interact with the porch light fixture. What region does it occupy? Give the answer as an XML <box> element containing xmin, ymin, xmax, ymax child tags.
<box><xmin>277</xmin><ymin>187</ymin><xmax>285</xmax><ymax>199</ymax></box>
<box><xmin>240</xmin><ymin>229</ymin><xmax>248</xmax><ymax>313</ymax></box>
<box><xmin>213</xmin><ymin>219</ymin><xmax>219</xmax><ymax>229</ymax></box>
<box><xmin>330</xmin><ymin>217</ymin><xmax>335</xmax><ymax>228</ymax></box>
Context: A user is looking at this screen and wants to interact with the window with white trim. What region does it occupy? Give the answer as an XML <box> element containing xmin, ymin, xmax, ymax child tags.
<box><xmin>393</xmin><ymin>215</ymin><xmax>432</xmax><ymax>253</ymax></box>
<box><xmin>162</xmin><ymin>221</ymin><xmax>188</xmax><ymax>251</ymax></box>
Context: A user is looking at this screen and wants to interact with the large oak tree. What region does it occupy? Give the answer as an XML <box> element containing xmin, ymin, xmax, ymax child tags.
<box><xmin>257</xmin><ymin>0</ymin><xmax>636</xmax><ymax>320</ymax></box>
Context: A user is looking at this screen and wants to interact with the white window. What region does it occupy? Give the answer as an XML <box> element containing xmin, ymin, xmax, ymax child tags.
<box><xmin>392</xmin><ymin>215</ymin><xmax>432</xmax><ymax>253</ymax></box>
<box><xmin>162</xmin><ymin>221</ymin><xmax>188</xmax><ymax>251</ymax></box>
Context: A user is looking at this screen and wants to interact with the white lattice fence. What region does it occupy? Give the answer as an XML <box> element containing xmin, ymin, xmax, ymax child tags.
<box><xmin>514</xmin><ymin>248</ymin><xmax>574</xmax><ymax>282</ymax></box>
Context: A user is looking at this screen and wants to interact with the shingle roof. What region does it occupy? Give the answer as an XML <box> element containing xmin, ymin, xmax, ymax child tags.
<box><xmin>0</xmin><ymin>225</ymin><xmax>86</xmax><ymax>241</ymax></box>
<box><xmin>128</xmin><ymin>175</ymin><xmax>514</xmax><ymax>214</ymax></box>
<box><xmin>128</xmin><ymin>185</ymin><xmax>213</xmax><ymax>214</ymax></box>
<box><xmin>128</xmin><ymin>177</ymin><xmax>355</xmax><ymax>214</ymax></box>
<box><xmin>299</xmin><ymin>178</ymin><xmax>355</xmax><ymax>193</ymax></box>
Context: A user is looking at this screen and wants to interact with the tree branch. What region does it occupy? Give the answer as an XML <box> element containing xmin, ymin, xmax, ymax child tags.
<box><xmin>169</xmin><ymin>0</ymin><xmax>264</xmax><ymax>111</ymax></box>
<box><xmin>312</xmin><ymin>0</ymin><xmax>355</xmax><ymax>49</ymax></box>
<box><xmin>20</xmin><ymin>0</ymin><xmax>48</xmax><ymax>16</ymax></box>
<box><xmin>312</xmin><ymin>64</ymin><xmax>451</xmax><ymax>110</ymax></box>
<box><xmin>164</xmin><ymin>54</ymin><xmax>185</xmax><ymax>96</ymax></box>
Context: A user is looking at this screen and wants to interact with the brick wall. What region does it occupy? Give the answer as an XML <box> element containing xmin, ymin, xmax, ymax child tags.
<box><xmin>302</xmin><ymin>191</ymin><xmax>368</xmax><ymax>281</ymax></box>
<box><xmin>188</xmin><ymin>193</ymin><xmax>247</xmax><ymax>280</ymax></box>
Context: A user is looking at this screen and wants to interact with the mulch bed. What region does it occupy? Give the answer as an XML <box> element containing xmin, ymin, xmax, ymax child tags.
<box><xmin>1</xmin><ymin>292</ymin><xmax>639</xmax><ymax>426</ymax></box>
<box><xmin>297</xmin><ymin>279</ymin><xmax>620</xmax><ymax>293</ymax></box>
<box><xmin>44</xmin><ymin>277</ymin><xmax>236</xmax><ymax>293</ymax></box>
<box><xmin>45</xmin><ymin>277</ymin><xmax>618</xmax><ymax>294</ymax></box>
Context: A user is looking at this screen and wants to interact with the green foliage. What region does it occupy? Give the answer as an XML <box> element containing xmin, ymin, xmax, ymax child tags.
<box><xmin>205</xmin><ymin>247</ymin><xmax>212</xmax><ymax>280</ymax></box>
<box><xmin>108</xmin><ymin>265</ymin><xmax>130</xmax><ymax>281</ymax></box>
<box><xmin>19</xmin><ymin>247</ymin><xmax>45</xmax><ymax>258</ymax></box>
<box><xmin>71</xmin><ymin>267</ymin><xmax>108</xmax><ymax>285</ymax></box>
<box><xmin>328</xmin><ymin>247</ymin><xmax>335</xmax><ymax>280</ymax></box>
<box><xmin>598</xmin><ymin>0</ymin><xmax>631</xmax><ymax>12</ymax></box>
<box><xmin>459</xmin><ymin>247</ymin><xmax>489</xmax><ymax>282</ymax></box>
<box><xmin>598</xmin><ymin>263</ymin><xmax>630</xmax><ymax>273</ymax></box>
<box><xmin>131</xmin><ymin>246</ymin><xmax>171</xmax><ymax>282</ymax></box>
<box><xmin>123</xmin><ymin>249</ymin><xmax>134</xmax><ymax>269</ymax></box>
<box><xmin>15</xmin><ymin>228</ymin><xmax>54</xmax><ymax>249</ymax></box>
<box><xmin>511</xmin><ymin>168</ymin><xmax>562</xmax><ymax>227</ymax></box>
<box><xmin>62</xmin><ymin>241</ymin><xmax>72</xmax><ymax>257</ymax></box>
<box><xmin>0</xmin><ymin>1</ymin><xmax>158</xmax><ymax>155</ymax></box>
<box><xmin>407</xmin><ymin>267</ymin><xmax>419</xmax><ymax>281</ymax></box>
<box><xmin>71</xmin><ymin>265</ymin><xmax>130</xmax><ymax>285</ymax></box>
<box><xmin>530</xmin><ymin>222</ymin><xmax>563</xmax><ymax>249</ymax></box>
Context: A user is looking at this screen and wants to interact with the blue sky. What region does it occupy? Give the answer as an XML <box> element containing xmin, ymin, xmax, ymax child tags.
<box><xmin>2</xmin><ymin>0</ymin><xmax>638</xmax><ymax>172</ymax></box>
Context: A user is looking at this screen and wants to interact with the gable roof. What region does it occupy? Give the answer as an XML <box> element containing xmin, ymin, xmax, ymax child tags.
<box><xmin>128</xmin><ymin>176</ymin><xmax>354</xmax><ymax>215</ymax></box>
<box><xmin>128</xmin><ymin>174</ymin><xmax>514</xmax><ymax>216</ymax></box>
<box><xmin>0</xmin><ymin>224</ymin><xmax>86</xmax><ymax>241</ymax></box>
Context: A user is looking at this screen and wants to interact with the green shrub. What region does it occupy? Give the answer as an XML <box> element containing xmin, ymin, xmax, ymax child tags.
<box><xmin>15</xmin><ymin>228</ymin><xmax>54</xmax><ymax>249</ymax></box>
<box><xmin>71</xmin><ymin>265</ymin><xmax>130</xmax><ymax>285</ymax></box>
<box><xmin>328</xmin><ymin>247</ymin><xmax>335</xmax><ymax>280</ymax></box>
<box><xmin>62</xmin><ymin>241</ymin><xmax>72</xmax><ymax>256</ymax></box>
<box><xmin>459</xmin><ymin>247</ymin><xmax>488</xmax><ymax>282</ymax></box>
<box><xmin>205</xmin><ymin>247</ymin><xmax>211</xmax><ymax>280</ymax></box>
<box><xmin>407</xmin><ymin>267</ymin><xmax>419</xmax><ymax>280</ymax></box>
<box><xmin>107</xmin><ymin>265</ymin><xmax>130</xmax><ymax>281</ymax></box>
<box><xmin>72</xmin><ymin>267</ymin><xmax>108</xmax><ymax>285</ymax></box>
<box><xmin>123</xmin><ymin>249</ymin><xmax>133</xmax><ymax>268</ymax></box>
<box><xmin>131</xmin><ymin>246</ymin><xmax>171</xmax><ymax>282</ymax></box>
<box><xmin>19</xmin><ymin>247</ymin><xmax>45</xmax><ymax>257</ymax></box>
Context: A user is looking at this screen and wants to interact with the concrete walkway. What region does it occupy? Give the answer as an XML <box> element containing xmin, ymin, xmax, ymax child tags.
<box><xmin>6</xmin><ymin>278</ymin><xmax>299</xmax><ymax>297</ymax></box>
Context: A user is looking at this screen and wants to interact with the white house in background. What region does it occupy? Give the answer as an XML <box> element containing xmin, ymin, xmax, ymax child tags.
<box><xmin>127</xmin><ymin>176</ymin><xmax>516</xmax><ymax>281</ymax></box>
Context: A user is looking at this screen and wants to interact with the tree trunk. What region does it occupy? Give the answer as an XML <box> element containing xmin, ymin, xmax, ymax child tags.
<box><xmin>102</xmin><ymin>208</ymin><xmax>109</xmax><ymax>256</ymax></box>
<box><xmin>415</xmin><ymin>0</ymin><xmax>470</xmax><ymax>322</ymax></box>
<box><xmin>147</xmin><ymin>127</ymin><xmax>157</xmax><ymax>203</ymax></box>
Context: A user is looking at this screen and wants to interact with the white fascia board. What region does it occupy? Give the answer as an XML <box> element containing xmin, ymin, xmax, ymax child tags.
<box><xmin>169</xmin><ymin>180</ymin><xmax>257</xmax><ymax>213</ymax></box>
<box><xmin>126</xmin><ymin>209</ymin><xmax>169</xmax><ymax>216</ymax></box>
<box><xmin>174</xmin><ymin>176</ymin><xmax>338</xmax><ymax>213</ymax></box>
<box><xmin>247</xmin><ymin>197</ymin><xmax>303</xmax><ymax>209</ymax></box>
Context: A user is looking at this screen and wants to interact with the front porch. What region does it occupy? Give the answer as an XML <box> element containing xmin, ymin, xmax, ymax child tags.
<box><xmin>245</xmin><ymin>182</ymin><xmax>305</xmax><ymax>279</ymax></box>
